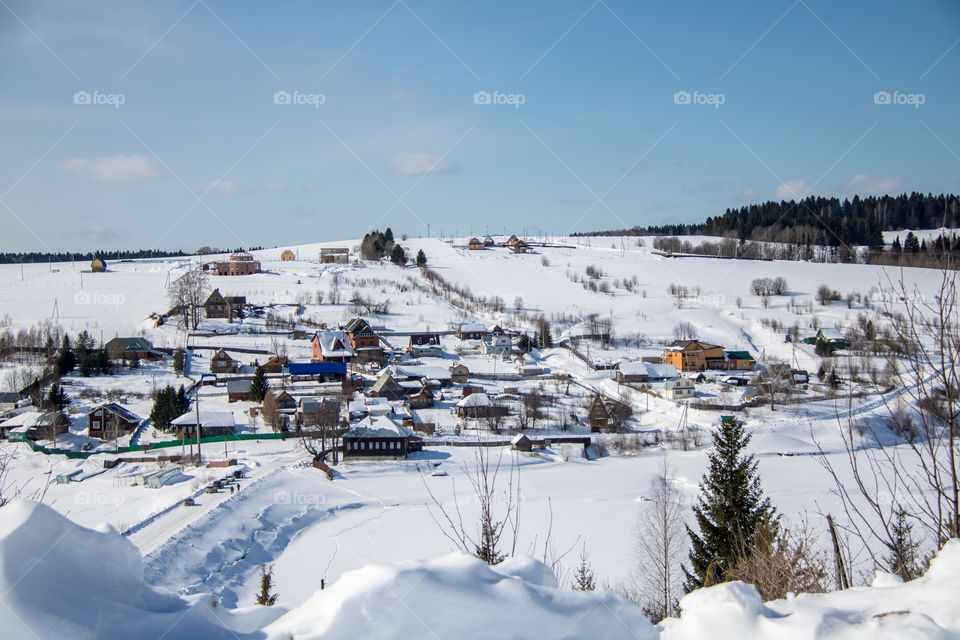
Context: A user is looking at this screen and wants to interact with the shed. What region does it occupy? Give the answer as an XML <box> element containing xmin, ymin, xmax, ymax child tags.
<box><xmin>280</xmin><ymin>249</ymin><xmax>296</xmax><ymax>261</ymax></box>
<box><xmin>511</xmin><ymin>433</ymin><xmax>533</xmax><ymax>452</ymax></box>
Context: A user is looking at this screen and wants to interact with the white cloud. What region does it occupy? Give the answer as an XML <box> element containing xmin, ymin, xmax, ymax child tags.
<box><xmin>263</xmin><ymin>181</ymin><xmax>288</xmax><ymax>192</ymax></box>
<box><xmin>840</xmin><ymin>173</ymin><xmax>905</xmax><ymax>196</ymax></box>
<box><xmin>386</xmin><ymin>151</ymin><xmax>458</xmax><ymax>176</ymax></box>
<box><xmin>202</xmin><ymin>180</ymin><xmax>247</xmax><ymax>196</ymax></box>
<box><xmin>736</xmin><ymin>187</ymin><xmax>758</xmax><ymax>203</ymax></box>
<box><xmin>62</xmin><ymin>154</ymin><xmax>165</xmax><ymax>182</ymax></box>
<box><xmin>301</xmin><ymin>182</ymin><xmax>319</xmax><ymax>192</ymax></box>
<box><xmin>774</xmin><ymin>178</ymin><xmax>812</xmax><ymax>201</ymax></box>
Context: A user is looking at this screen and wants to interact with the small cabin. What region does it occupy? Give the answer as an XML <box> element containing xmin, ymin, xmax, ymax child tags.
<box><xmin>467</xmin><ymin>237</ymin><xmax>485</xmax><ymax>250</ymax></box>
<box><xmin>280</xmin><ymin>249</ymin><xmax>295</xmax><ymax>261</ymax></box>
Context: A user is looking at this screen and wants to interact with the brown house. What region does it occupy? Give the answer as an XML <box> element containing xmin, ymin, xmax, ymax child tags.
<box><xmin>586</xmin><ymin>394</ymin><xmax>610</xmax><ymax>433</ymax></box>
<box><xmin>208</xmin><ymin>251</ymin><xmax>261</xmax><ymax>276</ymax></box>
<box><xmin>104</xmin><ymin>337</ymin><xmax>159</xmax><ymax>362</ymax></box>
<box><xmin>204</xmin><ymin>289</ymin><xmax>246</xmax><ymax>320</ymax></box>
<box><xmin>311</xmin><ymin>331</ymin><xmax>354</xmax><ymax>363</ymax></box>
<box><xmin>406</xmin><ymin>387</ymin><xmax>435</xmax><ymax>410</ymax></box>
<box><xmin>260</xmin><ymin>354</ymin><xmax>288</xmax><ymax>374</ymax></box>
<box><xmin>661</xmin><ymin>340</ymin><xmax>725</xmax><ymax>372</ymax></box>
<box><xmin>210</xmin><ymin>348</ymin><xmax>239</xmax><ymax>374</ymax></box>
<box><xmin>88</xmin><ymin>403</ymin><xmax>141</xmax><ymax>440</ymax></box>
<box><xmin>227</xmin><ymin>380</ymin><xmax>252</xmax><ymax>403</ymax></box>
<box><xmin>467</xmin><ymin>237</ymin><xmax>485</xmax><ymax>250</ymax></box>
<box><xmin>448</xmin><ymin>363</ymin><xmax>470</xmax><ymax>384</ymax></box>
<box><xmin>274</xmin><ymin>391</ymin><xmax>297</xmax><ymax>412</ymax></box>
<box><xmin>370</xmin><ymin>373</ymin><xmax>405</xmax><ymax>401</ymax></box>
<box><xmin>344</xmin><ymin>317</ymin><xmax>384</xmax><ymax>365</ymax></box>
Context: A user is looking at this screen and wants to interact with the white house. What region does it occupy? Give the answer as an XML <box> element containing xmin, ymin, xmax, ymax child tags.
<box><xmin>663</xmin><ymin>378</ymin><xmax>696</xmax><ymax>400</ymax></box>
<box><xmin>480</xmin><ymin>332</ymin><xmax>512</xmax><ymax>357</ymax></box>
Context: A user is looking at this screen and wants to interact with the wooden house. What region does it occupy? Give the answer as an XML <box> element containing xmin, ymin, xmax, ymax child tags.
<box><xmin>88</xmin><ymin>403</ymin><xmax>141</xmax><ymax>440</ymax></box>
<box><xmin>406</xmin><ymin>386</ymin><xmax>435</xmax><ymax>410</ymax></box>
<box><xmin>226</xmin><ymin>379</ymin><xmax>252</xmax><ymax>403</ymax></box>
<box><xmin>171</xmin><ymin>409</ymin><xmax>235</xmax><ymax>438</ymax></box>
<box><xmin>661</xmin><ymin>340</ymin><xmax>724</xmax><ymax>372</ymax></box>
<box><xmin>370</xmin><ymin>373</ymin><xmax>405</xmax><ymax>401</ymax></box>
<box><xmin>342</xmin><ymin>415</ymin><xmax>414</xmax><ymax>460</ymax></box>
<box><xmin>344</xmin><ymin>317</ymin><xmax>384</xmax><ymax>365</ymax></box>
<box><xmin>467</xmin><ymin>237</ymin><xmax>485</xmax><ymax>250</ymax></box>
<box><xmin>274</xmin><ymin>390</ymin><xmax>297</xmax><ymax>412</ymax></box>
<box><xmin>511</xmin><ymin>433</ymin><xmax>533</xmax><ymax>452</ymax></box>
<box><xmin>506</xmin><ymin>234</ymin><xmax>520</xmax><ymax>247</ymax></box>
<box><xmin>615</xmin><ymin>362</ymin><xmax>679</xmax><ymax>384</ymax></box>
<box><xmin>204</xmin><ymin>289</ymin><xmax>246</xmax><ymax>320</ymax></box>
<box><xmin>104</xmin><ymin>337</ymin><xmax>160</xmax><ymax>362</ymax></box>
<box><xmin>320</xmin><ymin>247</ymin><xmax>350</xmax><ymax>264</ymax></box>
<box><xmin>260</xmin><ymin>354</ymin><xmax>288</xmax><ymax>374</ymax></box>
<box><xmin>512</xmin><ymin>240</ymin><xmax>532</xmax><ymax>254</ymax></box>
<box><xmin>448</xmin><ymin>363</ymin><xmax>470</xmax><ymax>384</ymax></box>
<box><xmin>280</xmin><ymin>249</ymin><xmax>295</xmax><ymax>261</ymax></box>
<box><xmin>297</xmin><ymin>397</ymin><xmax>339</xmax><ymax>429</ymax></box>
<box><xmin>311</xmin><ymin>330</ymin><xmax>354</xmax><ymax>363</ymax></box>
<box><xmin>483</xmin><ymin>235</ymin><xmax>495</xmax><ymax>247</ymax></box>
<box><xmin>456</xmin><ymin>392</ymin><xmax>493</xmax><ymax>418</ymax></box>
<box><xmin>210</xmin><ymin>348</ymin><xmax>239</xmax><ymax>374</ymax></box>
<box><xmin>586</xmin><ymin>394</ymin><xmax>610</xmax><ymax>432</ymax></box>
<box><xmin>457</xmin><ymin>323</ymin><xmax>487</xmax><ymax>341</ymax></box>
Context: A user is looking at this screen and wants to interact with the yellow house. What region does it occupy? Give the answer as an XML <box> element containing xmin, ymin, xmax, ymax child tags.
<box><xmin>661</xmin><ymin>340</ymin><xmax>724</xmax><ymax>371</ymax></box>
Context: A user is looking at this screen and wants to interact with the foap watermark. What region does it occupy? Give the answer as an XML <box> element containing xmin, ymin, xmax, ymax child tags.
<box><xmin>74</xmin><ymin>290</ymin><xmax>126</xmax><ymax>308</ymax></box>
<box><xmin>73</xmin><ymin>90</ymin><xmax>125</xmax><ymax>109</ymax></box>
<box><xmin>75</xmin><ymin>491</ymin><xmax>126</xmax><ymax>507</ymax></box>
<box><xmin>873</xmin><ymin>90</ymin><xmax>925</xmax><ymax>109</ymax></box>
<box><xmin>274</xmin><ymin>491</ymin><xmax>326</xmax><ymax>506</ymax></box>
<box><xmin>673</xmin><ymin>90</ymin><xmax>725</xmax><ymax>109</ymax></box>
<box><xmin>273</xmin><ymin>90</ymin><xmax>325</xmax><ymax>109</ymax></box>
<box><xmin>473</xmin><ymin>90</ymin><xmax>525</xmax><ymax>109</ymax></box>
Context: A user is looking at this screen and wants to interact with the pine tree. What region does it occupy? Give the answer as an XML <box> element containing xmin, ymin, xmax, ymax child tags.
<box><xmin>390</xmin><ymin>244</ymin><xmax>407</xmax><ymax>266</ymax></box>
<box><xmin>684</xmin><ymin>418</ymin><xmax>778</xmax><ymax>591</ymax></box>
<box><xmin>886</xmin><ymin>507</ymin><xmax>921</xmax><ymax>581</ymax></box>
<box><xmin>891</xmin><ymin>236</ymin><xmax>902</xmax><ymax>253</ymax></box>
<box><xmin>175</xmin><ymin>385</ymin><xmax>190</xmax><ymax>417</ymax></box>
<box><xmin>573</xmin><ymin>545</ymin><xmax>596</xmax><ymax>591</ymax></box>
<box><xmin>868</xmin><ymin>227</ymin><xmax>885</xmax><ymax>252</ymax></box>
<box><xmin>45</xmin><ymin>383</ymin><xmax>69</xmax><ymax>412</ymax></box>
<box><xmin>255</xmin><ymin>564</ymin><xmax>278</xmax><ymax>606</ymax></box>
<box><xmin>904</xmin><ymin>231</ymin><xmax>920</xmax><ymax>253</ymax></box>
<box><xmin>416</xmin><ymin>249</ymin><xmax>427</xmax><ymax>267</ymax></box>
<box><xmin>55</xmin><ymin>335</ymin><xmax>76</xmax><ymax>378</ymax></box>
<box><xmin>250</xmin><ymin>365</ymin><xmax>269</xmax><ymax>403</ymax></box>
<box><xmin>173</xmin><ymin>349</ymin><xmax>185</xmax><ymax>376</ymax></box>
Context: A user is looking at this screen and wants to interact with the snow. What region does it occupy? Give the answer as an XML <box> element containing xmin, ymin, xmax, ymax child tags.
<box><xmin>3</xmin><ymin>499</ymin><xmax>960</xmax><ymax>640</ymax></box>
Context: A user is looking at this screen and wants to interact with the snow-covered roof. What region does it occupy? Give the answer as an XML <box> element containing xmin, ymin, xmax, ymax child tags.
<box><xmin>312</xmin><ymin>330</ymin><xmax>354</xmax><ymax>358</ymax></box>
<box><xmin>618</xmin><ymin>362</ymin><xmax>678</xmax><ymax>378</ymax></box>
<box><xmin>458</xmin><ymin>323</ymin><xmax>487</xmax><ymax>333</ymax></box>
<box><xmin>510</xmin><ymin>433</ymin><xmax>531</xmax><ymax>445</ymax></box>
<box><xmin>457</xmin><ymin>392</ymin><xmax>491</xmax><ymax>408</ymax></box>
<box><xmin>0</xmin><ymin>411</ymin><xmax>44</xmax><ymax>429</ymax></box>
<box><xmin>343</xmin><ymin>415</ymin><xmax>411</xmax><ymax>439</ymax></box>
<box><xmin>171</xmin><ymin>409</ymin><xmax>235</xmax><ymax>428</ymax></box>
<box><xmin>388</xmin><ymin>364</ymin><xmax>452</xmax><ymax>381</ymax></box>
<box><xmin>818</xmin><ymin>328</ymin><xmax>845</xmax><ymax>340</ymax></box>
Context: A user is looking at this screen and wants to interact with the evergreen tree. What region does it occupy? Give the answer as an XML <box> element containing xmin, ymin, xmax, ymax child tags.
<box><xmin>536</xmin><ymin>317</ymin><xmax>553</xmax><ymax>349</ymax></box>
<box><xmin>868</xmin><ymin>228</ymin><xmax>885</xmax><ymax>252</ymax></box>
<box><xmin>173</xmin><ymin>349</ymin><xmax>186</xmax><ymax>376</ymax></box>
<box><xmin>175</xmin><ymin>385</ymin><xmax>190</xmax><ymax>416</ymax></box>
<box><xmin>45</xmin><ymin>383</ymin><xmax>69</xmax><ymax>412</ymax></box>
<box><xmin>904</xmin><ymin>231</ymin><xmax>921</xmax><ymax>253</ymax></box>
<box><xmin>250</xmin><ymin>365</ymin><xmax>269</xmax><ymax>403</ymax></box>
<box><xmin>891</xmin><ymin>236</ymin><xmax>902</xmax><ymax>253</ymax></box>
<box><xmin>573</xmin><ymin>546</ymin><xmax>596</xmax><ymax>591</ymax></box>
<box><xmin>390</xmin><ymin>244</ymin><xmax>407</xmax><ymax>266</ymax></box>
<box><xmin>55</xmin><ymin>335</ymin><xmax>76</xmax><ymax>378</ymax></box>
<box><xmin>255</xmin><ymin>564</ymin><xmax>279</xmax><ymax>606</ymax></box>
<box><xmin>684</xmin><ymin>418</ymin><xmax>778</xmax><ymax>591</ymax></box>
<box><xmin>415</xmin><ymin>249</ymin><xmax>427</xmax><ymax>267</ymax></box>
<box><xmin>886</xmin><ymin>507</ymin><xmax>921</xmax><ymax>581</ymax></box>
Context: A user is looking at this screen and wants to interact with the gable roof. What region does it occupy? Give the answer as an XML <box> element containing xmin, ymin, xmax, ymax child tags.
<box><xmin>226</xmin><ymin>380</ymin><xmax>252</xmax><ymax>393</ymax></box>
<box><xmin>312</xmin><ymin>330</ymin><xmax>355</xmax><ymax>358</ymax></box>
<box><xmin>212</xmin><ymin>348</ymin><xmax>236</xmax><ymax>362</ymax></box>
<box><xmin>105</xmin><ymin>337</ymin><xmax>154</xmax><ymax>352</ymax></box>
<box><xmin>204</xmin><ymin>289</ymin><xmax>225</xmax><ymax>305</ymax></box>
<box><xmin>171</xmin><ymin>409</ymin><xmax>235</xmax><ymax>428</ymax></box>
<box><xmin>457</xmin><ymin>392</ymin><xmax>491</xmax><ymax>408</ymax></box>
<box><xmin>96</xmin><ymin>402</ymin><xmax>142</xmax><ymax>423</ymax></box>
<box><xmin>343</xmin><ymin>415</ymin><xmax>412</xmax><ymax>439</ymax></box>
<box><xmin>667</xmin><ymin>340</ymin><xmax>723</xmax><ymax>352</ymax></box>
<box><xmin>371</xmin><ymin>373</ymin><xmax>403</xmax><ymax>393</ymax></box>
<box><xmin>587</xmin><ymin>394</ymin><xmax>609</xmax><ymax>418</ymax></box>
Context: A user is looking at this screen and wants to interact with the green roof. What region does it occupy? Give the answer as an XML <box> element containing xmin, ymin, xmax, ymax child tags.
<box><xmin>724</xmin><ymin>351</ymin><xmax>754</xmax><ymax>360</ymax></box>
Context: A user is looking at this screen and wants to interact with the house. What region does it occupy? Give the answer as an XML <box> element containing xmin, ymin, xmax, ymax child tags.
<box><xmin>586</xmin><ymin>394</ymin><xmax>610</xmax><ymax>432</ymax></box>
<box><xmin>448</xmin><ymin>363</ymin><xmax>470</xmax><ymax>384</ymax></box>
<box><xmin>297</xmin><ymin>397</ymin><xmax>339</xmax><ymax>429</ymax></box>
<box><xmin>661</xmin><ymin>340</ymin><xmax>725</xmax><ymax>372</ymax></box>
<box><xmin>1</xmin><ymin>411</ymin><xmax>68</xmax><ymax>440</ymax></box>
<box><xmin>511</xmin><ymin>433</ymin><xmax>533</xmax><ymax>452</ymax></box>
<box><xmin>260</xmin><ymin>354</ymin><xmax>288</xmax><ymax>374</ymax></box>
<box><xmin>409</xmin><ymin>333</ymin><xmax>441</xmax><ymax>348</ymax></box>
<box><xmin>512</xmin><ymin>240</ymin><xmax>532</xmax><ymax>254</ymax></box>
<box><xmin>280</xmin><ymin>249</ymin><xmax>295</xmax><ymax>261</ymax></box>
<box><xmin>274</xmin><ymin>391</ymin><xmax>297</xmax><ymax>412</ymax></box>
<box><xmin>348</xmin><ymin>396</ymin><xmax>392</xmax><ymax>419</ymax></box>
<box><xmin>342</xmin><ymin>415</ymin><xmax>415</xmax><ymax>460</ymax></box>
<box><xmin>90</xmin><ymin>258</ymin><xmax>106</xmax><ymax>272</ymax></box>
<box><xmin>226</xmin><ymin>379</ymin><xmax>252</xmax><ymax>403</ymax></box>
<box><xmin>88</xmin><ymin>403</ymin><xmax>141</xmax><ymax>440</ymax></box>
<box><xmin>208</xmin><ymin>251</ymin><xmax>261</xmax><ymax>276</ymax></box>
<box><xmin>518</xmin><ymin>365</ymin><xmax>543</xmax><ymax>377</ymax></box>
<box><xmin>370</xmin><ymin>373</ymin><xmax>405</xmax><ymax>401</ymax></box>
<box><xmin>408</xmin><ymin>333</ymin><xmax>442</xmax><ymax>358</ymax></box>
<box><xmin>311</xmin><ymin>331</ymin><xmax>354</xmax><ymax>362</ymax></box>
<box><xmin>104</xmin><ymin>337</ymin><xmax>160</xmax><ymax>362</ymax></box>
<box><xmin>506</xmin><ymin>234</ymin><xmax>520</xmax><ymax>247</ymax></box>
<box><xmin>210</xmin><ymin>348</ymin><xmax>239</xmax><ymax>374</ymax></box>
<box><xmin>171</xmin><ymin>409</ymin><xmax>236</xmax><ymax>438</ymax></box>
<box><xmin>287</xmin><ymin>362</ymin><xmax>347</xmax><ymax>382</ymax></box>
<box><xmin>456</xmin><ymin>392</ymin><xmax>493</xmax><ymax>418</ymax></box>
<box><xmin>663</xmin><ymin>378</ymin><xmax>696</xmax><ymax>400</ymax></box>
<box><xmin>457</xmin><ymin>323</ymin><xmax>487</xmax><ymax>341</ymax></box>
<box><xmin>483</xmin><ymin>235</ymin><xmax>495</xmax><ymax>247</ymax></box>
<box><xmin>406</xmin><ymin>386</ymin><xmax>435</xmax><ymax>410</ymax></box>
<box><xmin>0</xmin><ymin>392</ymin><xmax>19</xmax><ymax>413</ymax></box>
<box><xmin>616</xmin><ymin>362</ymin><xmax>679</xmax><ymax>384</ymax></box>
<box><xmin>481</xmin><ymin>332</ymin><xmax>512</xmax><ymax>357</ymax></box>
<box><xmin>389</xmin><ymin>364</ymin><xmax>452</xmax><ymax>387</ymax></box>
<box><xmin>804</xmin><ymin>328</ymin><xmax>849</xmax><ymax>350</ymax></box>
<box><xmin>320</xmin><ymin>247</ymin><xmax>350</xmax><ymax>264</ymax></box>
<box><xmin>204</xmin><ymin>289</ymin><xmax>246</xmax><ymax>320</ymax></box>
<box><xmin>343</xmin><ymin>317</ymin><xmax>384</xmax><ymax>365</ymax></box>
<box><xmin>467</xmin><ymin>237</ymin><xmax>485</xmax><ymax>250</ymax></box>
<box><xmin>721</xmin><ymin>350</ymin><xmax>756</xmax><ymax>371</ymax></box>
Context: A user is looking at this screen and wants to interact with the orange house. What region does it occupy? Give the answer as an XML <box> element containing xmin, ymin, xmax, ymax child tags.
<box><xmin>661</xmin><ymin>340</ymin><xmax>724</xmax><ymax>372</ymax></box>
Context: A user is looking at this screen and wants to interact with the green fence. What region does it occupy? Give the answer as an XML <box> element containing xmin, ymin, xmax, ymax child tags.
<box><xmin>13</xmin><ymin>432</ymin><xmax>287</xmax><ymax>459</ymax></box>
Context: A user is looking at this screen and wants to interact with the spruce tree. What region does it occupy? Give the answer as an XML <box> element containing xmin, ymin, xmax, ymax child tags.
<box><xmin>55</xmin><ymin>335</ymin><xmax>76</xmax><ymax>377</ymax></box>
<box><xmin>250</xmin><ymin>365</ymin><xmax>269</xmax><ymax>403</ymax></box>
<box><xmin>886</xmin><ymin>507</ymin><xmax>921</xmax><ymax>581</ymax></box>
<box><xmin>255</xmin><ymin>564</ymin><xmax>278</xmax><ymax>606</ymax></box>
<box><xmin>45</xmin><ymin>383</ymin><xmax>69</xmax><ymax>412</ymax></box>
<box><xmin>573</xmin><ymin>546</ymin><xmax>596</xmax><ymax>591</ymax></box>
<box><xmin>175</xmin><ymin>385</ymin><xmax>190</xmax><ymax>417</ymax></box>
<box><xmin>684</xmin><ymin>418</ymin><xmax>778</xmax><ymax>591</ymax></box>
<box><xmin>416</xmin><ymin>249</ymin><xmax>427</xmax><ymax>267</ymax></box>
<box><xmin>173</xmin><ymin>349</ymin><xmax>186</xmax><ymax>376</ymax></box>
<box><xmin>390</xmin><ymin>244</ymin><xmax>407</xmax><ymax>266</ymax></box>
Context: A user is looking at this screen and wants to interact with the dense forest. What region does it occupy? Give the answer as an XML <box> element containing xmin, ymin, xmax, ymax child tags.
<box><xmin>0</xmin><ymin>246</ymin><xmax>265</xmax><ymax>265</ymax></box>
<box><xmin>576</xmin><ymin>192</ymin><xmax>960</xmax><ymax>267</ymax></box>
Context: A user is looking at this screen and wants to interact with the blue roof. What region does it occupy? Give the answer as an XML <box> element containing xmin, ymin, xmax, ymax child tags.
<box><xmin>288</xmin><ymin>362</ymin><xmax>347</xmax><ymax>375</ymax></box>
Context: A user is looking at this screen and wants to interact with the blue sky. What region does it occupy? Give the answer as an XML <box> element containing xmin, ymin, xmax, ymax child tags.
<box><xmin>1</xmin><ymin>0</ymin><xmax>958</xmax><ymax>252</ymax></box>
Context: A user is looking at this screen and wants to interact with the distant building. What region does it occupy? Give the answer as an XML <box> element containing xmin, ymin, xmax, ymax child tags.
<box><xmin>370</xmin><ymin>373</ymin><xmax>405</xmax><ymax>401</ymax></box>
<box><xmin>585</xmin><ymin>394</ymin><xmax>610</xmax><ymax>433</ymax></box>
<box><xmin>406</xmin><ymin>386</ymin><xmax>435</xmax><ymax>410</ymax></box>
<box><xmin>206</xmin><ymin>251</ymin><xmax>261</xmax><ymax>276</ymax></box>
<box><xmin>320</xmin><ymin>247</ymin><xmax>350</xmax><ymax>264</ymax></box>
<box><xmin>287</xmin><ymin>362</ymin><xmax>347</xmax><ymax>382</ymax></box>
<box><xmin>615</xmin><ymin>362</ymin><xmax>679</xmax><ymax>384</ymax></box>
<box><xmin>88</xmin><ymin>403</ymin><xmax>141</xmax><ymax>439</ymax></box>
<box><xmin>104</xmin><ymin>337</ymin><xmax>160</xmax><ymax>362</ymax></box>
<box><xmin>343</xmin><ymin>318</ymin><xmax>384</xmax><ymax>365</ymax></box>
<box><xmin>311</xmin><ymin>330</ymin><xmax>354</xmax><ymax>363</ymax></box>
<box><xmin>467</xmin><ymin>238</ymin><xmax>484</xmax><ymax>250</ymax></box>
<box><xmin>342</xmin><ymin>415</ymin><xmax>417</xmax><ymax>460</ymax></box>
<box><xmin>481</xmin><ymin>332</ymin><xmax>512</xmax><ymax>357</ymax></box>
<box><xmin>457</xmin><ymin>323</ymin><xmax>487</xmax><ymax>341</ymax></box>
<box><xmin>204</xmin><ymin>289</ymin><xmax>246</xmax><ymax>320</ymax></box>
<box><xmin>280</xmin><ymin>249</ymin><xmax>295</xmax><ymax>261</ymax></box>
<box><xmin>226</xmin><ymin>380</ymin><xmax>252</xmax><ymax>403</ymax></box>
<box><xmin>171</xmin><ymin>409</ymin><xmax>235</xmax><ymax>438</ymax></box>
<box><xmin>448</xmin><ymin>363</ymin><xmax>470</xmax><ymax>384</ymax></box>
<box><xmin>210</xmin><ymin>348</ymin><xmax>240</xmax><ymax>374</ymax></box>
<box><xmin>511</xmin><ymin>433</ymin><xmax>533</xmax><ymax>452</ymax></box>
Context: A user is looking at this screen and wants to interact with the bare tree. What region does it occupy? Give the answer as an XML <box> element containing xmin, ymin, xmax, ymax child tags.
<box><xmin>261</xmin><ymin>390</ymin><xmax>281</xmax><ymax>432</ymax></box>
<box><xmin>634</xmin><ymin>458</ymin><xmax>685</xmax><ymax>622</ymax></box>
<box><xmin>301</xmin><ymin>398</ymin><xmax>343</xmax><ymax>463</ymax></box>
<box><xmin>167</xmin><ymin>269</ymin><xmax>209</xmax><ymax>330</ymax></box>
<box><xmin>672</xmin><ymin>321</ymin><xmax>696</xmax><ymax>341</ymax></box>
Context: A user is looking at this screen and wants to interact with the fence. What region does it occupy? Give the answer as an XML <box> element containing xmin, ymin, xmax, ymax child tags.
<box><xmin>14</xmin><ymin>432</ymin><xmax>290</xmax><ymax>460</ymax></box>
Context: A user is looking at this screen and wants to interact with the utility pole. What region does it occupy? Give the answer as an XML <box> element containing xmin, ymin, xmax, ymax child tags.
<box><xmin>195</xmin><ymin>384</ymin><xmax>201</xmax><ymax>465</ymax></box>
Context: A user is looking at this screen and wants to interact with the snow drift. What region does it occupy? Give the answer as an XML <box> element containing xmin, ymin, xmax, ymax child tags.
<box><xmin>2</xmin><ymin>500</ymin><xmax>960</xmax><ymax>639</ymax></box>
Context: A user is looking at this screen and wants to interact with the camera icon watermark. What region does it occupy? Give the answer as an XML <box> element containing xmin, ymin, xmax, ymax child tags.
<box><xmin>73</xmin><ymin>290</ymin><xmax>126</xmax><ymax>308</ymax></box>
<box><xmin>73</xmin><ymin>90</ymin><xmax>125</xmax><ymax>109</ymax></box>
<box><xmin>273</xmin><ymin>491</ymin><xmax>326</xmax><ymax>506</ymax></box>
<box><xmin>673</xmin><ymin>90</ymin><xmax>725</xmax><ymax>109</ymax></box>
<box><xmin>873</xmin><ymin>90</ymin><xmax>924</xmax><ymax>109</ymax></box>
<box><xmin>473</xmin><ymin>90</ymin><xmax>525</xmax><ymax>109</ymax></box>
<box><xmin>273</xmin><ymin>90</ymin><xmax>325</xmax><ymax>109</ymax></box>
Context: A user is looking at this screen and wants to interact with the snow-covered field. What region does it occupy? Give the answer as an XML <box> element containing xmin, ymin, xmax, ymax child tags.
<box><xmin>1</xmin><ymin>235</ymin><xmax>957</xmax><ymax>638</ymax></box>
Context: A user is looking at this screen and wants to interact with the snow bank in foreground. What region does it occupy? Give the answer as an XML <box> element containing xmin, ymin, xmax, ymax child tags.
<box><xmin>2</xmin><ymin>500</ymin><xmax>960</xmax><ymax>639</ymax></box>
